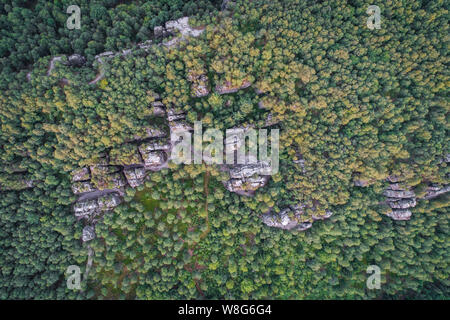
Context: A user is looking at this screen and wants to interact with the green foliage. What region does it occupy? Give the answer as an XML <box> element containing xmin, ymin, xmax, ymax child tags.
<box><xmin>0</xmin><ymin>0</ymin><xmax>448</xmax><ymax>300</ymax></box>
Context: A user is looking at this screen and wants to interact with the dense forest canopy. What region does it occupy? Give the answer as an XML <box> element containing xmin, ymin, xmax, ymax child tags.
<box><xmin>0</xmin><ymin>0</ymin><xmax>448</xmax><ymax>300</ymax></box>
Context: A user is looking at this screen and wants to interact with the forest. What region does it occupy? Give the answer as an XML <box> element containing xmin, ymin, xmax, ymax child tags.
<box><xmin>0</xmin><ymin>0</ymin><xmax>448</xmax><ymax>300</ymax></box>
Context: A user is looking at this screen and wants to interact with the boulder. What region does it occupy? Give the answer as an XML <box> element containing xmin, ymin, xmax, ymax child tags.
<box><xmin>71</xmin><ymin>167</ymin><xmax>90</xmax><ymax>182</ymax></box>
<box><xmin>386</xmin><ymin>175</ymin><xmax>404</xmax><ymax>183</ymax></box>
<box><xmin>387</xmin><ymin>209</ymin><xmax>412</xmax><ymax>221</ymax></box>
<box><xmin>422</xmin><ymin>184</ymin><xmax>450</xmax><ymax>200</ymax></box>
<box><xmin>383</xmin><ymin>189</ymin><xmax>416</xmax><ymax>199</ymax></box>
<box><xmin>296</xmin><ymin>222</ymin><xmax>313</xmax><ymax>231</ymax></box>
<box><xmin>154</xmin><ymin>26</ymin><xmax>166</xmax><ymax>38</ymax></box>
<box><xmin>74</xmin><ymin>199</ymin><xmax>99</xmax><ymax>219</ymax></box>
<box><xmin>82</xmin><ymin>226</ymin><xmax>96</xmax><ymax>242</ymax></box>
<box><xmin>68</xmin><ymin>54</ymin><xmax>86</xmax><ymax>67</ymax></box>
<box><xmin>97</xmin><ymin>193</ymin><xmax>122</xmax><ymax>211</ymax></box>
<box><xmin>167</xmin><ymin>108</ymin><xmax>186</xmax><ymax>122</ymax></box>
<box><xmin>262</xmin><ymin>208</ymin><xmax>297</xmax><ymax>230</ymax></box>
<box><xmin>388</xmin><ymin>198</ymin><xmax>416</xmax><ymax>209</ymax></box>
<box><xmin>263</xmin><ymin>113</ymin><xmax>280</xmax><ymax>127</ymax></box>
<box><xmin>139</xmin><ymin>140</ymin><xmax>171</xmax><ymax>154</ymax></box>
<box><xmin>216</xmin><ymin>79</ymin><xmax>252</xmax><ymax>95</ymax></box>
<box><xmin>151</xmin><ymin>101</ymin><xmax>166</xmax><ymax>116</ymax></box>
<box><xmin>123</xmin><ymin>167</ymin><xmax>146</xmax><ymax>187</ymax></box>
<box><xmin>134</xmin><ymin>126</ymin><xmax>167</xmax><ymax>141</ymax></box>
<box><xmin>141</xmin><ymin>151</ymin><xmax>167</xmax><ymax>167</ymax></box>
<box><xmin>387</xmin><ymin>183</ymin><xmax>406</xmax><ymax>191</ymax></box>
<box><xmin>354</xmin><ymin>179</ymin><xmax>370</xmax><ymax>187</ymax></box>
<box><xmin>165</xmin><ymin>17</ymin><xmax>204</xmax><ymax>38</ymax></box>
<box><xmin>261</xmin><ymin>208</ymin><xmax>313</xmax><ymax>231</ymax></box>
<box><xmin>188</xmin><ymin>71</ymin><xmax>210</xmax><ymax>97</ymax></box>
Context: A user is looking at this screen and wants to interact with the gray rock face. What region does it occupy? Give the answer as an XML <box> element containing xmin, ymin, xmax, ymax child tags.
<box><xmin>293</xmin><ymin>160</ymin><xmax>306</xmax><ymax>175</ymax></box>
<box><xmin>74</xmin><ymin>199</ymin><xmax>99</xmax><ymax>219</ymax></box>
<box><xmin>123</xmin><ymin>167</ymin><xmax>146</xmax><ymax>188</ymax></box>
<box><xmin>387</xmin><ymin>209</ymin><xmax>412</xmax><ymax>221</ymax></box>
<box><xmin>151</xmin><ymin>101</ymin><xmax>166</xmax><ymax>116</ymax></box>
<box><xmin>229</xmin><ymin>161</ymin><xmax>271</xmax><ymax>179</ymax></box>
<box><xmin>82</xmin><ymin>226</ymin><xmax>96</xmax><ymax>242</ymax></box>
<box><xmin>216</xmin><ymin>80</ymin><xmax>252</xmax><ymax>94</ymax></box>
<box><xmin>74</xmin><ymin>193</ymin><xmax>121</xmax><ymax>220</ymax></box>
<box><xmin>167</xmin><ymin>108</ymin><xmax>187</xmax><ymax>122</ymax></box>
<box><xmin>97</xmin><ymin>193</ymin><xmax>122</xmax><ymax>211</ymax></box>
<box><xmin>154</xmin><ymin>26</ymin><xmax>166</xmax><ymax>37</ymax></box>
<box><xmin>139</xmin><ymin>140</ymin><xmax>171</xmax><ymax>154</ymax></box>
<box><xmin>386</xmin><ymin>175</ymin><xmax>404</xmax><ymax>183</ymax></box>
<box><xmin>258</xmin><ymin>100</ymin><xmax>267</xmax><ymax>109</ymax></box>
<box><xmin>226</xmin><ymin>175</ymin><xmax>268</xmax><ymax>193</ymax></box>
<box><xmin>165</xmin><ymin>17</ymin><xmax>204</xmax><ymax>38</ymax></box>
<box><xmin>68</xmin><ymin>54</ymin><xmax>86</xmax><ymax>67</ymax></box>
<box><xmin>71</xmin><ymin>167</ymin><xmax>90</xmax><ymax>182</ymax></box>
<box><xmin>261</xmin><ymin>206</ymin><xmax>318</xmax><ymax>232</ymax></box>
<box><xmin>188</xmin><ymin>71</ymin><xmax>210</xmax><ymax>97</ymax></box>
<box><xmin>162</xmin><ymin>17</ymin><xmax>205</xmax><ymax>48</ymax></box>
<box><xmin>224</xmin><ymin>159</ymin><xmax>272</xmax><ymax>194</ymax></box>
<box><xmin>296</xmin><ymin>222</ymin><xmax>313</xmax><ymax>231</ymax></box>
<box><xmin>141</xmin><ymin>151</ymin><xmax>167</xmax><ymax>167</ymax></box>
<box><xmin>422</xmin><ymin>184</ymin><xmax>450</xmax><ymax>200</ymax></box>
<box><xmin>262</xmin><ymin>203</ymin><xmax>333</xmax><ymax>232</ymax></box>
<box><xmin>169</xmin><ymin>120</ymin><xmax>193</xmax><ymax>134</ymax></box>
<box><xmin>383</xmin><ymin>178</ymin><xmax>417</xmax><ymax>220</ymax></box>
<box><xmin>388</xmin><ymin>198</ymin><xmax>417</xmax><ymax>209</ymax></box>
<box><xmin>221</xmin><ymin>0</ymin><xmax>231</xmax><ymax>10</ymax></box>
<box><xmin>354</xmin><ymin>179</ymin><xmax>370</xmax><ymax>187</ymax></box>
<box><xmin>383</xmin><ymin>189</ymin><xmax>416</xmax><ymax>199</ymax></box>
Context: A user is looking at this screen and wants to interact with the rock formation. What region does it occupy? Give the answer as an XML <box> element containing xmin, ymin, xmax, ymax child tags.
<box><xmin>82</xmin><ymin>226</ymin><xmax>96</xmax><ymax>242</ymax></box>
<box><xmin>224</xmin><ymin>158</ymin><xmax>272</xmax><ymax>195</ymax></box>
<box><xmin>261</xmin><ymin>203</ymin><xmax>333</xmax><ymax>232</ymax></box>
<box><xmin>216</xmin><ymin>79</ymin><xmax>252</xmax><ymax>95</ymax></box>
<box><xmin>383</xmin><ymin>177</ymin><xmax>417</xmax><ymax>221</ymax></box>
<box><xmin>188</xmin><ymin>70</ymin><xmax>210</xmax><ymax>97</ymax></box>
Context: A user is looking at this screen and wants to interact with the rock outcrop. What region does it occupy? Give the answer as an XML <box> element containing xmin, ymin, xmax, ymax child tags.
<box><xmin>188</xmin><ymin>70</ymin><xmax>210</xmax><ymax>97</ymax></box>
<box><xmin>123</xmin><ymin>167</ymin><xmax>146</xmax><ymax>188</ymax></box>
<box><xmin>383</xmin><ymin>178</ymin><xmax>417</xmax><ymax>221</ymax></box>
<box><xmin>386</xmin><ymin>209</ymin><xmax>412</xmax><ymax>221</ymax></box>
<box><xmin>82</xmin><ymin>226</ymin><xmax>96</xmax><ymax>242</ymax></box>
<box><xmin>71</xmin><ymin>167</ymin><xmax>91</xmax><ymax>182</ymax></box>
<box><xmin>74</xmin><ymin>192</ymin><xmax>122</xmax><ymax>221</ymax></box>
<box><xmin>261</xmin><ymin>203</ymin><xmax>333</xmax><ymax>232</ymax></box>
<box><xmin>421</xmin><ymin>184</ymin><xmax>450</xmax><ymax>200</ymax></box>
<box><xmin>216</xmin><ymin>79</ymin><xmax>252</xmax><ymax>95</ymax></box>
<box><xmin>224</xmin><ymin>160</ymin><xmax>271</xmax><ymax>195</ymax></box>
<box><xmin>68</xmin><ymin>54</ymin><xmax>86</xmax><ymax>67</ymax></box>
